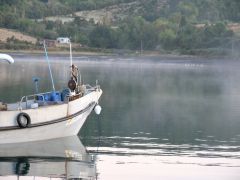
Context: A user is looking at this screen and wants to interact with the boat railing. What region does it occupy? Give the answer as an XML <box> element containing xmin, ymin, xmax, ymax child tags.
<box><xmin>85</xmin><ymin>80</ymin><xmax>100</xmax><ymax>92</ymax></box>
<box><xmin>18</xmin><ymin>91</ymin><xmax>53</xmax><ymax>110</ymax></box>
<box><xmin>85</xmin><ymin>84</ymin><xmax>100</xmax><ymax>90</ymax></box>
<box><xmin>18</xmin><ymin>84</ymin><xmax>100</xmax><ymax>110</ymax></box>
<box><xmin>84</xmin><ymin>84</ymin><xmax>101</xmax><ymax>95</ymax></box>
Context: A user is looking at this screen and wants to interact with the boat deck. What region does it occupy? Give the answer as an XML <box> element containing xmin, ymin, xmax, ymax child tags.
<box><xmin>6</xmin><ymin>99</ymin><xmax>66</xmax><ymax>111</ymax></box>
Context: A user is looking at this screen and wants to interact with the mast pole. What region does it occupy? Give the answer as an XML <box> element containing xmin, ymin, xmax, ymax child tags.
<box><xmin>70</xmin><ymin>41</ymin><xmax>73</xmax><ymax>67</ymax></box>
<box><xmin>43</xmin><ymin>40</ymin><xmax>55</xmax><ymax>92</ymax></box>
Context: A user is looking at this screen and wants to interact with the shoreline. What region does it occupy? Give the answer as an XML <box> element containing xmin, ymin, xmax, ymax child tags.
<box><xmin>0</xmin><ymin>49</ymin><xmax>110</xmax><ymax>56</ymax></box>
<box><xmin>0</xmin><ymin>48</ymin><xmax>235</xmax><ymax>60</ymax></box>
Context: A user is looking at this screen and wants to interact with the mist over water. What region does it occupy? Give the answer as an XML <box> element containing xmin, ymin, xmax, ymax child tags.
<box><xmin>0</xmin><ymin>54</ymin><xmax>240</xmax><ymax>179</ymax></box>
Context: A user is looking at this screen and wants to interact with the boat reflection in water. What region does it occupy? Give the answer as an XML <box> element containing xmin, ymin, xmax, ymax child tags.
<box><xmin>0</xmin><ymin>136</ymin><xmax>96</xmax><ymax>179</ymax></box>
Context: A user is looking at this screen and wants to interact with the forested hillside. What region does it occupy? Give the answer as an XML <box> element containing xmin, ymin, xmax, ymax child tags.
<box><xmin>0</xmin><ymin>0</ymin><xmax>240</xmax><ymax>55</ymax></box>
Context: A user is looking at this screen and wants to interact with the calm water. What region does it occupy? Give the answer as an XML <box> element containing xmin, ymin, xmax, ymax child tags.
<box><xmin>0</xmin><ymin>54</ymin><xmax>240</xmax><ymax>179</ymax></box>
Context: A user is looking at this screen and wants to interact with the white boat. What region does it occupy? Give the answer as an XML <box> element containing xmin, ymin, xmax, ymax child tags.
<box><xmin>0</xmin><ymin>47</ymin><xmax>102</xmax><ymax>144</ymax></box>
<box><xmin>0</xmin><ymin>136</ymin><xmax>96</xmax><ymax>179</ymax></box>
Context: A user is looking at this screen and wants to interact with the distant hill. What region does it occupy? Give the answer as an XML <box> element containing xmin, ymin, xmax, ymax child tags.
<box><xmin>43</xmin><ymin>1</ymin><xmax>168</xmax><ymax>24</ymax></box>
<box><xmin>0</xmin><ymin>0</ymin><xmax>240</xmax><ymax>55</ymax></box>
<box><xmin>1</xmin><ymin>0</ymin><xmax>239</xmax><ymax>24</ymax></box>
<box><xmin>0</xmin><ymin>28</ymin><xmax>37</xmax><ymax>44</ymax></box>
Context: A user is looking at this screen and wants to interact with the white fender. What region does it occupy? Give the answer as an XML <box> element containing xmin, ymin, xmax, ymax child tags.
<box><xmin>0</xmin><ymin>53</ymin><xmax>14</xmax><ymax>64</ymax></box>
<box><xmin>94</xmin><ymin>105</ymin><xmax>102</xmax><ymax>115</ymax></box>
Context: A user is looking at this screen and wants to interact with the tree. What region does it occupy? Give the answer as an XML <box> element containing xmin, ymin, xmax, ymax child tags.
<box><xmin>177</xmin><ymin>2</ymin><xmax>198</xmax><ymax>22</ymax></box>
<box><xmin>118</xmin><ymin>16</ymin><xmax>159</xmax><ymax>50</ymax></box>
<box><xmin>159</xmin><ymin>29</ymin><xmax>177</xmax><ymax>49</ymax></box>
<box><xmin>176</xmin><ymin>24</ymin><xmax>199</xmax><ymax>49</ymax></box>
<box><xmin>89</xmin><ymin>25</ymin><xmax>118</xmax><ymax>48</ymax></box>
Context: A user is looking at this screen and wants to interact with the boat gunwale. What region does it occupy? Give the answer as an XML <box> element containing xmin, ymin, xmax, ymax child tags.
<box><xmin>5</xmin><ymin>100</ymin><xmax>67</xmax><ymax>112</ymax></box>
<box><xmin>4</xmin><ymin>88</ymin><xmax>100</xmax><ymax>112</ymax></box>
<box><xmin>0</xmin><ymin>101</ymin><xmax>96</xmax><ymax>131</ymax></box>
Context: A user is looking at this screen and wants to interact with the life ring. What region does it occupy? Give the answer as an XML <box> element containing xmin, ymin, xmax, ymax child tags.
<box><xmin>17</xmin><ymin>112</ymin><xmax>31</xmax><ymax>128</ymax></box>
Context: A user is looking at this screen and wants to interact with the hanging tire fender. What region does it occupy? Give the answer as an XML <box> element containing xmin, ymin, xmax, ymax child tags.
<box><xmin>17</xmin><ymin>112</ymin><xmax>31</xmax><ymax>128</ymax></box>
<box><xmin>68</xmin><ymin>78</ymin><xmax>77</xmax><ymax>91</ymax></box>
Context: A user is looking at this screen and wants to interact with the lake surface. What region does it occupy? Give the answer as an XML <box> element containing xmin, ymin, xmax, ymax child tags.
<box><xmin>0</xmin><ymin>54</ymin><xmax>240</xmax><ymax>179</ymax></box>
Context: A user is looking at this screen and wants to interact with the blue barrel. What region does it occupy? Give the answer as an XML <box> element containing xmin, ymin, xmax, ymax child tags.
<box><xmin>51</xmin><ymin>91</ymin><xmax>61</xmax><ymax>102</ymax></box>
<box><xmin>36</xmin><ymin>95</ymin><xmax>44</xmax><ymax>101</ymax></box>
<box><xmin>44</xmin><ymin>93</ymin><xmax>51</xmax><ymax>101</ymax></box>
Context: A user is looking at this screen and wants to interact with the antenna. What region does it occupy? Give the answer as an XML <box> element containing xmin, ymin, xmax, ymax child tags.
<box><xmin>43</xmin><ymin>40</ymin><xmax>55</xmax><ymax>91</ymax></box>
<box><xmin>32</xmin><ymin>77</ymin><xmax>40</xmax><ymax>94</ymax></box>
<box><xmin>70</xmin><ymin>41</ymin><xmax>73</xmax><ymax>67</ymax></box>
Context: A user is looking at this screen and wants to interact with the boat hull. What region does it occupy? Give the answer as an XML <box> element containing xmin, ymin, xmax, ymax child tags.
<box><xmin>0</xmin><ymin>89</ymin><xmax>102</xmax><ymax>144</ymax></box>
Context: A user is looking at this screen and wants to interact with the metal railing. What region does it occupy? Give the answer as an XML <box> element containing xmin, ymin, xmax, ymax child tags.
<box><xmin>18</xmin><ymin>84</ymin><xmax>101</xmax><ymax>110</ymax></box>
<box><xmin>18</xmin><ymin>91</ymin><xmax>52</xmax><ymax>110</ymax></box>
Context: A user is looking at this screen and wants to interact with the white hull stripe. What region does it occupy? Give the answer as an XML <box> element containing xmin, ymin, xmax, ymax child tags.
<box><xmin>0</xmin><ymin>102</ymin><xmax>96</xmax><ymax>131</ymax></box>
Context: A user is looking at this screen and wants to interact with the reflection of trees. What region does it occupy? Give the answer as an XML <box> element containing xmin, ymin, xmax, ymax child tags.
<box><xmin>1</xmin><ymin>58</ymin><xmax>239</xmax><ymax>145</ymax></box>
<box><xmin>81</xmin><ymin>62</ymin><xmax>240</xmax><ymax>145</ymax></box>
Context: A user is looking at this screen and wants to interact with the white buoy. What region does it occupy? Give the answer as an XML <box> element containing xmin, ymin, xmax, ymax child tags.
<box><xmin>94</xmin><ymin>105</ymin><xmax>102</xmax><ymax>115</ymax></box>
<box><xmin>0</xmin><ymin>53</ymin><xmax>14</xmax><ymax>64</ymax></box>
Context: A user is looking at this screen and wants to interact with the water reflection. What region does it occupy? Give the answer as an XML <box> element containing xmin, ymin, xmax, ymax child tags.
<box><xmin>0</xmin><ymin>136</ymin><xmax>96</xmax><ymax>179</ymax></box>
<box><xmin>1</xmin><ymin>54</ymin><xmax>240</xmax><ymax>179</ymax></box>
<box><xmin>79</xmin><ymin>56</ymin><xmax>240</xmax><ymax>144</ymax></box>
